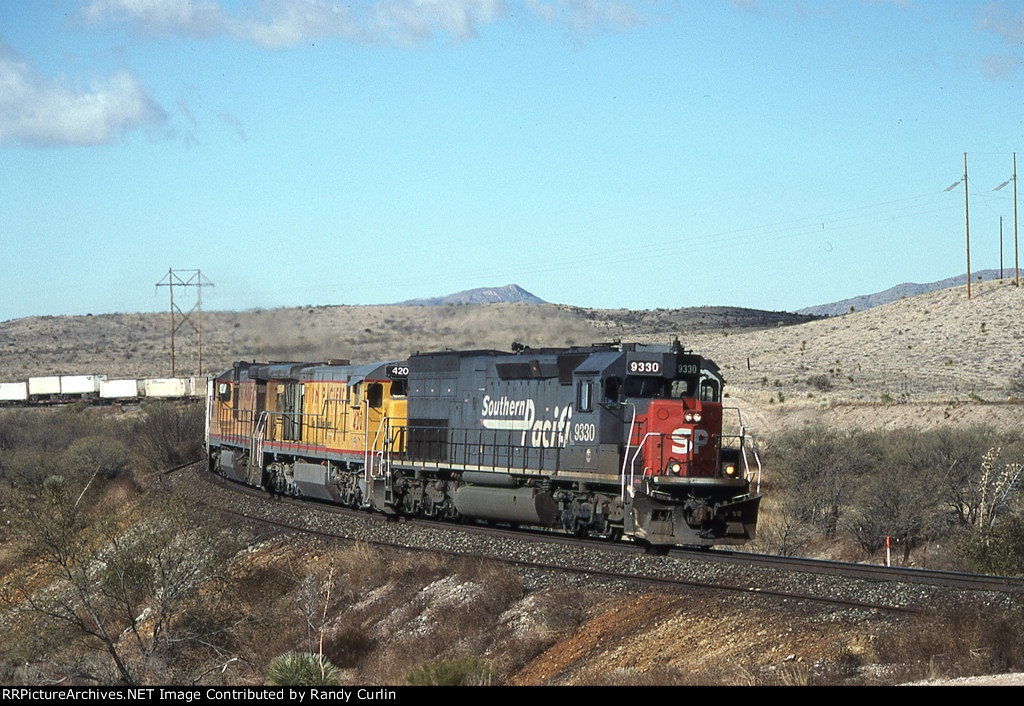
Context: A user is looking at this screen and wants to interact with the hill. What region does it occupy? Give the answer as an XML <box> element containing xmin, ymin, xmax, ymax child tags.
<box><xmin>393</xmin><ymin>283</ymin><xmax>546</xmax><ymax>306</ymax></box>
<box><xmin>1</xmin><ymin>279</ymin><xmax>1022</xmax><ymax>434</ymax></box>
<box><xmin>0</xmin><ymin>303</ymin><xmax>816</xmax><ymax>382</ymax></box>
<box><xmin>796</xmin><ymin>268</ymin><xmax>1014</xmax><ymax>316</ymax></box>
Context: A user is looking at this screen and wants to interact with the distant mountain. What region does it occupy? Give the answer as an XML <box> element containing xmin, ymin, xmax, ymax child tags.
<box><xmin>797</xmin><ymin>269</ymin><xmax>1014</xmax><ymax>316</ymax></box>
<box><xmin>394</xmin><ymin>284</ymin><xmax>547</xmax><ymax>306</ymax></box>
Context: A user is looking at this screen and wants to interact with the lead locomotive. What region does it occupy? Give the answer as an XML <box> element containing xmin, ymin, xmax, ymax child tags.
<box><xmin>206</xmin><ymin>341</ymin><xmax>760</xmax><ymax>549</ymax></box>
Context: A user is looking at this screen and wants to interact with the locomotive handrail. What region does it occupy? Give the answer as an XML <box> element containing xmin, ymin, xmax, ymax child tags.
<box><xmin>252</xmin><ymin>411</ymin><xmax>268</xmax><ymax>474</ymax></box>
<box><xmin>366</xmin><ymin>407</ymin><xmax>393</xmax><ymax>481</ymax></box>
<box><xmin>721</xmin><ymin>405</ymin><xmax>746</xmax><ymax>431</ymax></box>
<box><xmin>743</xmin><ymin>437</ymin><xmax>763</xmax><ymax>493</ymax></box>
<box><xmin>626</xmin><ymin>432</ymin><xmax>663</xmax><ymax>494</ymax></box>
<box><xmin>363</xmin><ymin>400</ymin><xmax>370</xmax><ymax>477</ymax></box>
<box><xmin>619</xmin><ymin>402</ymin><xmax>638</xmax><ymax>500</ymax></box>
<box><xmin>388</xmin><ymin>421</ymin><xmax>564</xmax><ymax>475</ymax></box>
<box><xmin>722</xmin><ymin>405</ymin><xmax>761</xmax><ymax>491</ymax></box>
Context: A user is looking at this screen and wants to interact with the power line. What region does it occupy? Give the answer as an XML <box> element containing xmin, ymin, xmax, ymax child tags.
<box><xmin>154</xmin><ymin>268</ymin><xmax>214</xmax><ymax>376</ymax></box>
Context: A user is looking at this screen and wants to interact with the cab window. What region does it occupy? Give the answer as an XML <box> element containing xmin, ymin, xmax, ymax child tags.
<box><xmin>603</xmin><ymin>377</ymin><xmax>621</xmax><ymax>405</ymax></box>
<box><xmin>577</xmin><ymin>380</ymin><xmax>593</xmax><ymax>412</ymax></box>
<box><xmin>367</xmin><ymin>382</ymin><xmax>383</xmax><ymax>408</ymax></box>
<box><xmin>700</xmin><ymin>379</ymin><xmax>720</xmax><ymax>402</ymax></box>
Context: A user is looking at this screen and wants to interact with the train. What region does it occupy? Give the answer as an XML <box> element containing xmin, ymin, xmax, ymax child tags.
<box><xmin>0</xmin><ymin>373</ymin><xmax>205</xmax><ymax>404</ymax></box>
<box><xmin>206</xmin><ymin>341</ymin><xmax>762</xmax><ymax>550</ymax></box>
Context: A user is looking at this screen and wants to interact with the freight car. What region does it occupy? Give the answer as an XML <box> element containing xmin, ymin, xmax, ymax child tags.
<box><xmin>206</xmin><ymin>342</ymin><xmax>761</xmax><ymax>549</ymax></box>
<box><xmin>0</xmin><ymin>374</ymin><xmax>205</xmax><ymax>404</ymax></box>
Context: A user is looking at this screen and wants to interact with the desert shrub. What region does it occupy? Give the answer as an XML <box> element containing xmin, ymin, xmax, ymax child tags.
<box><xmin>6</xmin><ymin>486</ymin><xmax>245</xmax><ymax>685</ymax></box>
<box><xmin>132</xmin><ymin>401</ymin><xmax>204</xmax><ymax>472</ymax></box>
<box><xmin>0</xmin><ymin>408</ymin><xmax>132</xmax><ymax>494</ymax></box>
<box><xmin>0</xmin><ymin>406</ymin><xmax>121</xmax><ymax>456</ymax></box>
<box><xmin>807</xmin><ymin>374</ymin><xmax>832</xmax><ymax>392</ymax></box>
<box><xmin>60</xmin><ymin>435</ymin><xmax>131</xmax><ymax>481</ymax></box>
<box><xmin>324</xmin><ymin>624</ymin><xmax>375</xmax><ymax>669</ymax></box>
<box><xmin>766</xmin><ymin>425</ymin><xmax>1016</xmax><ymax>560</ymax></box>
<box><xmin>406</xmin><ymin>656</ymin><xmax>491</xmax><ymax>686</ymax></box>
<box><xmin>1007</xmin><ymin>365</ymin><xmax>1024</xmax><ymax>399</ymax></box>
<box><xmin>873</xmin><ymin>602</ymin><xmax>1024</xmax><ymax>680</ymax></box>
<box><xmin>766</xmin><ymin>425</ymin><xmax>883</xmax><ymax>538</ymax></box>
<box><xmin>267</xmin><ymin>652</ymin><xmax>343</xmax><ymax>686</ymax></box>
<box><xmin>3</xmin><ymin>447</ymin><xmax>59</xmax><ymax>489</ymax></box>
<box><xmin>752</xmin><ymin>501</ymin><xmax>816</xmax><ymax>556</ymax></box>
<box><xmin>958</xmin><ymin>513</ymin><xmax>1024</xmax><ymax>576</ymax></box>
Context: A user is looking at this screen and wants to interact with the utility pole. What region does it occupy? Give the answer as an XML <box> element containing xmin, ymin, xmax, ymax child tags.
<box><xmin>1007</xmin><ymin>152</ymin><xmax>1015</xmax><ymax>286</ymax></box>
<box><xmin>964</xmin><ymin>153</ymin><xmax>972</xmax><ymax>300</ymax></box>
<box><xmin>155</xmin><ymin>268</ymin><xmax>214</xmax><ymax>376</ymax></box>
<box><xmin>945</xmin><ymin>153</ymin><xmax>973</xmax><ymax>299</ymax></box>
<box><xmin>1000</xmin><ymin>216</ymin><xmax>1004</xmax><ymax>280</ymax></box>
<box><xmin>994</xmin><ymin>152</ymin><xmax>1019</xmax><ymax>287</ymax></box>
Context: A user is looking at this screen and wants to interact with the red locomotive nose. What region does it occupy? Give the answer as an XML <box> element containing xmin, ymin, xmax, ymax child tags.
<box><xmin>638</xmin><ymin>399</ymin><xmax>721</xmax><ymax>478</ymax></box>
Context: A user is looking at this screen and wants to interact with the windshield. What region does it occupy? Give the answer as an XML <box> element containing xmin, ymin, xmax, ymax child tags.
<box><xmin>623</xmin><ymin>375</ymin><xmax>698</xmax><ymax>399</ymax></box>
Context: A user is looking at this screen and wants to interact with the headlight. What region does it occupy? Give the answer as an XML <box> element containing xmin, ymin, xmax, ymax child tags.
<box><xmin>667</xmin><ymin>459</ymin><xmax>682</xmax><ymax>475</ymax></box>
<box><xmin>723</xmin><ymin>464</ymin><xmax>737</xmax><ymax>478</ymax></box>
<box><xmin>684</xmin><ymin>411</ymin><xmax>702</xmax><ymax>423</ymax></box>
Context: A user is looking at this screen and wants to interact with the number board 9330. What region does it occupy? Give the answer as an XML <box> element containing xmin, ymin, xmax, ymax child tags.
<box><xmin>628</xmin><ymin>360</ymin><xmax>662</xmax><ymax>375</ymax></box>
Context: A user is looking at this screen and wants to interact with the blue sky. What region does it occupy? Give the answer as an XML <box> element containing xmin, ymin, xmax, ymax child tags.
<box><xmin>2</xmin><ymin>0</ymin><xmax>1022</xmax><ymax>320</ymax></box>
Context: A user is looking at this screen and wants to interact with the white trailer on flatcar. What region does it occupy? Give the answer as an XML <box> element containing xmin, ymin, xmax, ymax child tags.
<box><xmin>187</xmin><ymin>377</ymin><xmax>206</xmax><ymax>397</ymax></box>
<box><xmin>100</xmin><ymin>378</ymin><xmax>144</xmax><ymax>399</ymax></box>
<box><xmin>0</xmin><ymin>382</ymin><xmax>28</xmax><ymax>402</ymax></box>
<box><xmin>60</xmin><ymin>374</ymin><xmax>107</xmax><ymax>396</ymax></box>
<box><xmin>28</xmin><ymin>376</ymin><xmax>61</xmax><ymax>398</ymax></box>
<box><xmin>143</xmin><ymin>378</ymin><xmax>190</xmax><ymax>398</ymax></box>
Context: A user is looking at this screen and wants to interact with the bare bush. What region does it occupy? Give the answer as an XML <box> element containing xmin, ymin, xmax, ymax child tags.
<box><xmin>1007</xmin><ymin>364</ymin><xmax>1024</xmax><ymax>399</ymax></box>
<box><xmin>873</xmin><ymin>602</ymin><xmax>1024</xmax><ymax>681</ymax></box>
<box><xmin>958</xmin><ymin>513</ymin><xmax>1024</xmax><ymax>576</ymax></box>
<box><xmin>131</xmin><ymin>402</ymin><xmax>204</xmax><ymax>473</ymax></box>
<box><xmin>3</xmin><ymin>486</ymin><xmax>243</xmax><ymax>685</ymax></box>
<box><xmin>766</xmin><ymin>425</ymin><xmax>1023</xmax><ymax>566</ymax></box>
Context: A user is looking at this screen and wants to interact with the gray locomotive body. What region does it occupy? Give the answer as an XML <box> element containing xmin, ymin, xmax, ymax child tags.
<box><xmin>396</xmin><ymin>342</ymin><xmax>760</xmax><ymax>548</ymax></box>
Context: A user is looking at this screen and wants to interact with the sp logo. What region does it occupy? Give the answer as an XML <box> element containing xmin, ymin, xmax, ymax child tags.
<box><xmin>671</xmin><ymin>427</ymin><xmax>708</xmax><ymax>455</ymax></box>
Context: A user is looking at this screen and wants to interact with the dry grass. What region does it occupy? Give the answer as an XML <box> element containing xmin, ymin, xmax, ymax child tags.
<box><xmin>2</xmin><ymin>280</ymin><xmax>1020</xmax><ymax>422</ymax></box>
<box><xmin>866</xmin><ymin>602</ymin><xmax>1024</xmax><ymax>684</ymax></box>
<box><xmin>0</xmin><ymin>302</ymin><xmax>810</xmax><ymax>380</ymax></box>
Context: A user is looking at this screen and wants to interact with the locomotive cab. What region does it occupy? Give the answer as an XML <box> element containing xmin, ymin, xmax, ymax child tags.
<box><xmin>613</xmin><ymin>345</ymin><xmax>759</xmax><ymax>547</ymax></box>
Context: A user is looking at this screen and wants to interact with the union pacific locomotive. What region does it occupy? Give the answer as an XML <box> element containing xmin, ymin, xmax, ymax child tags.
<box><xmin>206</xmin><ymin>341</ymin><xmax>761</xmax><ymax>549</ymax></box>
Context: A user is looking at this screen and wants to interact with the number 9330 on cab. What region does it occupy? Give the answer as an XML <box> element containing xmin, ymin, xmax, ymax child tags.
<box><xmin>206</xmin><ymin>341</ymin><xmax>761</xmax><ymax>551</ymax></box>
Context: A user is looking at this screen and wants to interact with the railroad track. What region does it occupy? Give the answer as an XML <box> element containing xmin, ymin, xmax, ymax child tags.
<box><xmin>188</xmin><ymin>465</ymin><xmax>1023</xmax><ymax>614</ymax></box>
<box><xmin>689</xmin><ymin>547</ymin><xmax>1024</xmax><ymax>594</ymax></box>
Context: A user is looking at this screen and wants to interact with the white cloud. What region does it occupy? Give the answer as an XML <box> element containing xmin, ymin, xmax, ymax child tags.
<box><xmin>82</xmin><ymin>0</ymin><xmax>228</xmax><ymax>37</ymax></box>
<box><xmin>363</xmin><ymin>0</ymin><xmax>508</xmax><ymax>46</ymax></box>
<box><xmin>0</xmin><ymin>43</ymin><xmax>165</xmax><ymax>146</ymax></box>
<box><xmin>526</xmin><ymin>0</ymin><xmax>646</xmax><ymax>35</ymax></box>
<box><xmin>81</xmin><ymin>0</ymin><xmax>656</xmax><ymax>48</ymax></box>
<box><xmin>980</xmin><ymin>52</ymin><xmax>1021</xmax><ymax>81</ymax></box>
<box><xmin>235</xmin><ymin>0</ymin><xmax>364</xmax><ymax>49</ymax></box>
<box><xmin>975</xmin><ymin>4</ymin><xmax>1024</xmax><ymax>80</ymax></box>
<box><xmin>975</xmin><ymin>4</ymin><xmax>1024</xmax><ymax>43</ymax></box>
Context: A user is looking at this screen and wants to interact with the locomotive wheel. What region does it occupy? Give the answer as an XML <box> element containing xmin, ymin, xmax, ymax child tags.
<box><xmin>639</xmin><ymin>540</ymin><xmax>669</xmax><ymax>556</ymax></box>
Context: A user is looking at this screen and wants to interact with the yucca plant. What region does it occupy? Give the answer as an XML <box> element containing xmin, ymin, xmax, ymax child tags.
<box><xmin>267</xmin><ymin>652</ymin><xmax>342</xmax><ymax>686</ymax></box>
